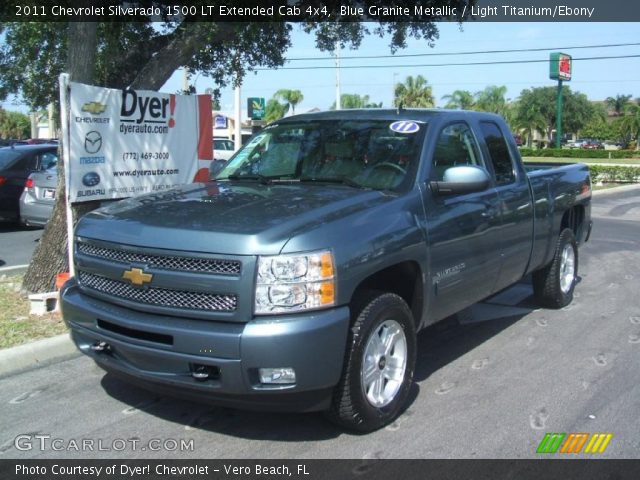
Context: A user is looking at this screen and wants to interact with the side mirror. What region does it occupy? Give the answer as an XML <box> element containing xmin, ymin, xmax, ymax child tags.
<box><xmin>430</xmin><ymin>165</ymin><xmax>491</xmax><ymax>196</ymax></box>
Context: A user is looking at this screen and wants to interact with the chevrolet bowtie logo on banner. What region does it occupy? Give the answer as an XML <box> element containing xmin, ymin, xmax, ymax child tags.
<box><xmin>122</xmin><ymin>267</ymin><xmax>153</xmax><ymax>286</ymax></box>
<box><xmin>537</xmin><ymin>432</ymin><xmax>613</xmax><ymax>454</ymax></box>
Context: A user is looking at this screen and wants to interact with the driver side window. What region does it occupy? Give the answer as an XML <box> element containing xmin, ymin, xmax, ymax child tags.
<box><xmin>431</xmin><ymin>123</ymin><xmax>482</xmax><ymax>181</ymax></box>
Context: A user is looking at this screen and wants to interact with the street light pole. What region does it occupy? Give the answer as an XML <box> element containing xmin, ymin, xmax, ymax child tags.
<box><xmin>335</xmin><ymin>40</ymin><xmax>341</xmax><ymax>110</ymax></box>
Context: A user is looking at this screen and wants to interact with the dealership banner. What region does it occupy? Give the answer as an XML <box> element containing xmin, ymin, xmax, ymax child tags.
<box><xmin>68</xmin><ymin>82</ymin><xmax>213</xmax><ymax>203</ymax></box>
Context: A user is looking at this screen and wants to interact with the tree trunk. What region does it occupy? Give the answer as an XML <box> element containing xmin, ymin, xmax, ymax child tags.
<box><xmin>22</xmin><ymin>22</ymin><xmax>238</xmax><ymax>293</ymax></box>
<box><xmin>22</xmin><ymin>22</ymin><xmax>98</xmax><ymax>294</ymax></box>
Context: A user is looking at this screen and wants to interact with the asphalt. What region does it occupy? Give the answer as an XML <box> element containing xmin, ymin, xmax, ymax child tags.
<box><xmin>0</xmin><ymin>184</ymin><xmax>638</xmax><ymax>458</ymax></box>
<box><xmin>0</xmin><ymin>223</ymin><xmax>43</xmax><ymax>269</ymax></box>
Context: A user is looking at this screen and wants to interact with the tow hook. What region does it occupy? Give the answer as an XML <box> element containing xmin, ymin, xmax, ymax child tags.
<box><xmin>90</xmin><ymin>341</ymin><xmax>111</xmax><ymax>353</ymax></box>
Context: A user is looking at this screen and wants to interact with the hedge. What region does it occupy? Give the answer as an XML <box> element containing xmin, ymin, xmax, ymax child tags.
<box><xmin>519</xmin><ymin>148</ymin><xmax>640</xmax><ymax>159</ymax></box>
<box><xmin>587</xmin><ymin>165</ymin><xmax>640</xmax><ymax>184</ymax></box>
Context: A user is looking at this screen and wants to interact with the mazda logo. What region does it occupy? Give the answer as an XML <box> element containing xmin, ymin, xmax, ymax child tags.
<box><xmin>84</xmin><ymin>131</ymin><xmax>102</xmax><ymax>154</ymax></box>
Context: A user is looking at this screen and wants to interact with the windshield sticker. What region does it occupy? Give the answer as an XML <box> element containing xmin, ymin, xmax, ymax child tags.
<box><xmin>389</xmin><ymin>121</ymin><xmax>420</xmax><ymax>134</ymax></box>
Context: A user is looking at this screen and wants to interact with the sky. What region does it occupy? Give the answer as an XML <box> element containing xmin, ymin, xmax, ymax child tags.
<box><xmin>161</xmin><ymin>21</ymin><xmax>640</xmax><ymax>114</ymax></box>
<box><xmin>1</xmin><ymin>21</ymin><xmax>638</xmax><ymax>114</ymax></box>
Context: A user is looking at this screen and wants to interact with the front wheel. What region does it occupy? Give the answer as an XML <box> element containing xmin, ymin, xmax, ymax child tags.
<box><xmin>326</xmin><ymin>293</ymin><xmax>416</xmax><ymax>432</ymax></box>
<box><xmin>533</xmin><ymin>228</ymin><xmax>579</xmax><ymax>308</ymax></box>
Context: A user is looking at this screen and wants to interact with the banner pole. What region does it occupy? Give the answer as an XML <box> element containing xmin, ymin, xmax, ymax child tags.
<box><xmin>58</xmin><ymin>73</ymin><xmax>75</xmax><ymax>277</ymax></box>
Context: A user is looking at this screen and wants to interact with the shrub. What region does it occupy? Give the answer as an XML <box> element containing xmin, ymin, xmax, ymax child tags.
<box><xmin>519</xmin><ymin>148</ymin><xmax>639</xmax><ymax>159</ymax></box>
<box><xmin>587</xmin><ymin>165</ymin><xmax>640</xmax><ymax>183</ymax></box>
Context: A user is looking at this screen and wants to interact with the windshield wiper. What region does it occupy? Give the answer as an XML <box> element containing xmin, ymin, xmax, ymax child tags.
<box><xmin>300</xmin><ymin>176</ymin><xmax>366</xmax><ymax>189</ymax></box>
<box><xmin>221</xmin><ymin>174</ymin><xmax>272</xmax><ymax>185</ymax></box>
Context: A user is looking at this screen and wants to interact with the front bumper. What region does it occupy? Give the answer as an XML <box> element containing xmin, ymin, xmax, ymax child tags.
<box><xmin>61</xmin><ymin>280</ymin><xmax>350</xmax><ymax>411</ymax></box>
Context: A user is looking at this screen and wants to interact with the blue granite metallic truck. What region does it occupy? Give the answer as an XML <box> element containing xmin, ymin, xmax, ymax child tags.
<box><xmin>61</xmin><ymin>109</ymin><xmax>592</xmax><ymax>432</ymax></box>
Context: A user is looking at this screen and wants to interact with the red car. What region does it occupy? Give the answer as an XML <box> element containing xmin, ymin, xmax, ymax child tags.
<box><xmin>581</xmin><ymin>140</ymin><xmax>604</xmax><ymax>150</ymax></box>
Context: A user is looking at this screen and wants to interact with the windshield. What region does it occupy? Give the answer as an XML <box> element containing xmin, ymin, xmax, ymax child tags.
<box><xmin>0</xmin><ymin>149</ymin><xmax>21</xmax><ymax>170</ymax></box>
<box><xmin>216</xmin><ymin>119</ymin><xmax>427</xmax><ymax>191</ymax></box>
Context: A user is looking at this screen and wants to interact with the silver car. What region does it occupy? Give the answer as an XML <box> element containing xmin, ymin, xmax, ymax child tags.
<box><xmin>20</xmin><ymin>164</ymin><xmax>58</xmax><ymax>227</ymax></box>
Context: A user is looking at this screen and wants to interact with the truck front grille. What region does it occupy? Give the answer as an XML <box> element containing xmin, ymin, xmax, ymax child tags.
<box><xmin>78</xmin><ymin>271</ymin><xmax>238</xmax><ymax>312</ymax></box>
<box><xmin>77</xmin><ymin>242</ymin><xmax>241</xmax><ymax>275</ymax></box>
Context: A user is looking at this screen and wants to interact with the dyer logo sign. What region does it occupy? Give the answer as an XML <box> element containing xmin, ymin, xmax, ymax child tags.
<box><xmin>120</xmin><ymin>90</ymin><xmax>176</xmax><ymax>127</ymax></box>
<box><xmin>68</xmin><ymin>81</ymin><xmax>212</xmax><ymax>203</ymax></box>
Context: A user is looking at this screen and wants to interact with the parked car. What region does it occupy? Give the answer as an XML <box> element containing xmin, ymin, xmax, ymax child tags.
<box><xmin>582</xmin><ymin>139</ymin><xmax>604</xmax><ymax>150</ymax></box>
<box><xmin>0</xmin><ymin>145</ymin><xmax>58</xmax><ymax>224</ymax></box>
<box><xmin>213</xmin><ymin>137</ymin><xmax>236</xmax><ymax>161</ymax></box>
<box><xmin>20</xmin><ymin>165</ymin><xmax>58</xmax><ymax>227</ymax></box>
<box><xmin>61</xmin><ymin>110</ymin><xmax>592</xmax><ymax>432</ymax></box>
<box><xmin>570</xmin><ymin>138</ymin><xmax>590</xmax><ymax>149</ymax></box>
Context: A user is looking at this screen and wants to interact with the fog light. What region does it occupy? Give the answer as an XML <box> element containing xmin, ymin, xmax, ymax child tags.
<box><xmin>259</xmin><ymin>367</ymin><xmax>296</xmax><ymax>384</ymax></box>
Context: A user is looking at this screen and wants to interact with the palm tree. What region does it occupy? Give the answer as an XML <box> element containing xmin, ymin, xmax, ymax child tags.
<box><xmin>474</xmin><ymin>85</ymin><xmax>508</xmax><ymax>115</ymax></box>
<box><xmin>274</xmin><ymin>89</ymin><xmax>304</xmax><ymax>115</ymax></box>
<box><xmin>605</xmin><ymin>94</ymin><xmax>632</xmax><ymax>116</ymax></box>
<box><xmin>330</xmin><ymin>93</ymin><xmax>382</xmax><ymax>109</ymax></box>
<box><xmin>621</xmin><ymin>104</ymin><xmax>640</xmax><ymax>150</ymax></box>
<box><xmin>441</xmin><ymin>90</ymin><xmax>474</xmax><ymax>110</ymax></box>
<box><xmin>264</xmin><ymin>98</ymin><xmax>287</xmax><ymax>123</ymax></box>
<box><xmin>393</xmin><ymin>75</ymin><xmax>435</xmax><ymax>108</ymax></box>
<box><xmin>515</xmin><ymin>101</ymin><xmax>547</xmax><ymax>148</ymax></box>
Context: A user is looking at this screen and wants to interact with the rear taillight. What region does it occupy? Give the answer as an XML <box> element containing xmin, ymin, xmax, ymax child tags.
<box><xmin>0</xmin><ymin>176</ymin><xmax>6</xmax><ymax>186</ymax></box>
<box><xmin>25</xmin><ymin>178</ymin><xmax>34</xmax><ymax>189</ymax></box>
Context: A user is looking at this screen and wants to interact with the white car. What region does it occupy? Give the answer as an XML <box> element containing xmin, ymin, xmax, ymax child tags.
<box><xmin>213</xmin><ymin>138</ymin><xmax>236</xmax><ymax>161</ymax></box>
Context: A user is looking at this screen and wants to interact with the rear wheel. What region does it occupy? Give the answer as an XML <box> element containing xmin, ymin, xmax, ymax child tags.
<box><xmin>326</xmin><ymin>292</ymin><xmax>416</xmax><ymax>432</ymax></box>
<box><xmin>533</xmin><ymin>228</ymin><xmax>578</xmax><ymax>308</ymax></box>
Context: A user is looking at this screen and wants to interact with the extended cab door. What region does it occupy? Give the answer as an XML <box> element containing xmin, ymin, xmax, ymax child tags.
<box><xmin>423</xmin><ymin>121</ymin><xmax>503</xmax><ymax>321</ymax></box>
<box><xmin>476</xmin><ymin>121</ymin><xmax>534</xmax><ymax>291</ymax></box>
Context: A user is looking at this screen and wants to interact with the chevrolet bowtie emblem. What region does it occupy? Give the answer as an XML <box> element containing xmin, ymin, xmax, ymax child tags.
<box><xmin>122</xmin><ymin>267</ymin><xmax>153</xmax><ymax>286</ymax></box>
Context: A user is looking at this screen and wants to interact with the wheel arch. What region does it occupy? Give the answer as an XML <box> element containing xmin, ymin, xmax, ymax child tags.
<box><xmin>348</xmin><ymin>260</ymin><xmax>424</xmax><ymax>329</ymax></box>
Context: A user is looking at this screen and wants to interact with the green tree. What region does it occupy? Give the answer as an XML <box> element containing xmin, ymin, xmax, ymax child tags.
<box><xmin>274</xmin><ymin>89</ymin><xmax>304</xmax><ymax>115</ymax></box>
<box><xmin>474</xmin><ymin>85</ymin><xmax>508</xmax><ymax>115</ymax></box>
<box><xmin>605</xmin><ymin>94</ymin><xmax>632</xmax><ymax>116</ymax></box>
<box><xmin>394</xmin><ymin>75</ymin><xmax>435</xmax><ymax>108</ymax></box>
<box><xmin>264</xmin><ymin>98</ymin><xmax>287</xmax><ymax>123</ymax></box>
<box><xmin>515</xmin><ymin>86</ymin><xmax>594</xmax><ymax>144</ymax></box>
<box><xmin>441</xmin><ymin>90</ymin><xmax>474</xmax><ymax>110</ymax></box>
<box><xmin>0</xmin><ymin>2</ymin><xmax>475</xmax><ymax>293</ymax></box>
<box><xmin>330</xmin><ymin>93</ymin><xmax>382</xmax><ymax>109</ymax></box>
<box><xmin>0</xmin><ymin>109</ymin><xmax>30</xmax><ymax>138</ymax></box>
<box><xmin>621</xmin><ymin>104</ymin><xmax>640</xmax><ymax>150</ymax></box>
<box><xmin>512</xmin><ymin>101</ymin><xmax>545</xmax><ymax>147</ymax></box>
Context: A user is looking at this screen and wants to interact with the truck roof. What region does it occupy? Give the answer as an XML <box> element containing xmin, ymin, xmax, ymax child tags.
<box><xmin>276</xmin><ymin>108</ymin><xmax>504</xmax><ymax>124</ymax></box>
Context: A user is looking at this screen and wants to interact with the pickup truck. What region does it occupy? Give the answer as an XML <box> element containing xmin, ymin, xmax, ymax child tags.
<box><xmin>61</xmin><ymin>109</ymin><xmax>592</xmax><ymax>432</ymax></box>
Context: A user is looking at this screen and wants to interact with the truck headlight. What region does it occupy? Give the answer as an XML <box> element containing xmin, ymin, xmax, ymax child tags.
<box><xmin>255</xmin><ymin>250</ymin><xmax>335</xmax><ymax>315</ymax></box>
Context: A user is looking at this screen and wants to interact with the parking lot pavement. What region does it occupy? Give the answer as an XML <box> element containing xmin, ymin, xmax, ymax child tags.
<box><xmin>0</xmin><ymin>188</ymin><xmax>639</xmax><ymax>459</ymax></box>
<box><xmin>0</xmin><ymin>224</ymin><xmax>42</xmax><ymax>270</ymax></box>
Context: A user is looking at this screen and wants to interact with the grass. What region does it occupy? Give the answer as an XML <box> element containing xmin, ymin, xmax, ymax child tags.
<box><xmin>0</xmin><ymin>274</ymin><xmax>67</xmax><ymax>349</ymax></box>
<box><xmin>523</xmin><ymin>156</ymin><xmax>640</xmax><ymax>165</ymax></box>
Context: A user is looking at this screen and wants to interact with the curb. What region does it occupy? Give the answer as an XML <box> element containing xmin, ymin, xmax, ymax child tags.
<box><xmin>0</xmin><ymin>333</ymin><xmax>79</xmax><ymax>379</ymax></box>
<box><xmin>592</xmin><ymin>183</ymin><xmax>640</xmax><ymax>197</ymax></box>
<box><xmin>0</xmin><ymin>264</ymin><xmax>29</xmax><ymax>276</ymax></box>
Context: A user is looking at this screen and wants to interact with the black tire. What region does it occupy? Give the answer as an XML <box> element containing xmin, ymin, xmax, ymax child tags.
<box><xmin>533</xmin><ymin>228</ymin><xmax>579</xmax><ymax>308</ymax></box>
<box><xmin>326</xmin><ymin>292</ymin><xmax>416</xmax><ymax>432</ymax></box>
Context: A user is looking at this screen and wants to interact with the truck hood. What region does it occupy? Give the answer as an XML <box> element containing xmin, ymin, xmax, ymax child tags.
<box><xmin>76</xmin><ymin>182</ymin><xmax>392</xmax><ymax>255</ymax></box>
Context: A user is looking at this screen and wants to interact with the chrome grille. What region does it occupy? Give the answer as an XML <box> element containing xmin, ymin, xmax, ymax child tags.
<box><xmin>78</xmin><ymin>271</ymin><xmax>237</xmax><ymax>312</ymax></box>
<box><xmin>77</xmin><ymin>242</ymin><xmax>241</xmax><ymax>275</ymax></box>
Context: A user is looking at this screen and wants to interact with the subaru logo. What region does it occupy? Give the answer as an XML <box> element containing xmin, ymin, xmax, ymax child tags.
<box><xmin>82</xmin><ymin>172</ymin><xmax>101</xmax><ymax>187</ymax></box>
<box><xmin>84</xmin><ymin>131</ymin><xmax>102</xmax><ymax>154</ymax></box>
